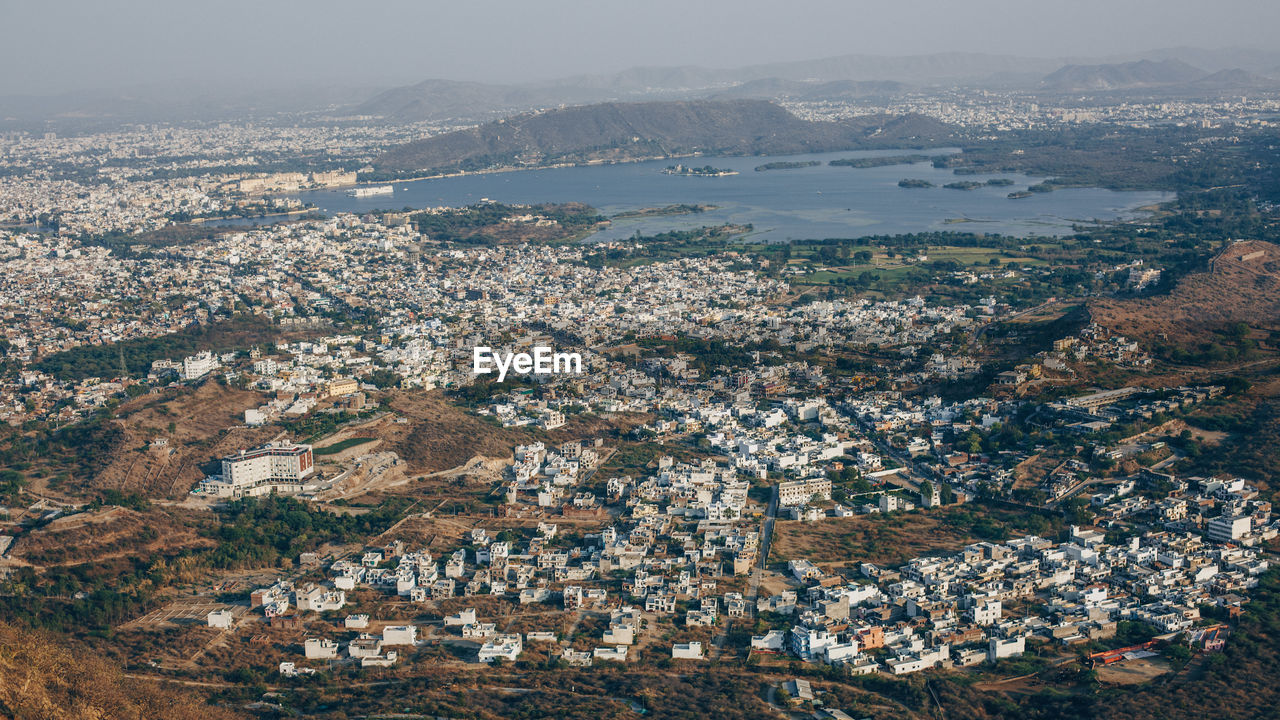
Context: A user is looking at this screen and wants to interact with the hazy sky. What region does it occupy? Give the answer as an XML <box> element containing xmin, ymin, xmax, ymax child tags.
<box><xmin>5</xmin><ymin>0</ymin><xmax>1280</xmax><ymax>96</ymax></box>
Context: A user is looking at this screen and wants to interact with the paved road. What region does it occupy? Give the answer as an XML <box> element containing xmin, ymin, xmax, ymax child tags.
<box><xmin>1151</xmin><ymin>451</ymin><xmax>1182</xmax><ymax>471</ymax></box>
<box><xmin>860</xmin><ymin>426</ymin><xmax>927</xmax><ymax>493</ymax></box>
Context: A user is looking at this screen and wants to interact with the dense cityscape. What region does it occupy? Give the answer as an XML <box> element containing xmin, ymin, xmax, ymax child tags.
<box><xmin>4</xmin><ymin>4</ymin><xmax>1280</xmax><ymax>719</ymax></box>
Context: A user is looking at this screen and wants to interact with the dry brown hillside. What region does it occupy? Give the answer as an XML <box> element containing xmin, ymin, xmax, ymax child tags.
<box><xmin>9</xmin><ymin>505</ymin><xmax>212</xmax><ymax>568</ymax></box>
<box><xmin>0</xmin><ymin>622</ymin><xmax>242</xmax><ymax>720</ymax></box>
<box><xmin>1090</xmin><ymin>240</ymin><xmax>1280</xmax><ymax>344</ymax></box>
<box><xmin>385</xmin><ymin>390</ymin><xmax>649</xmax><ymax>474</ymax></box>
<box><xmin>90</xmin><ymin>382</ymin><xmax>277</xmax><ymax>498</ymax></box>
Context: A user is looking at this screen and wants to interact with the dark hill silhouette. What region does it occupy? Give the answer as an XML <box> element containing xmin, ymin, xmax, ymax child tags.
<box><xmin>373</xmin><ymin>99</ymin><xmax>953</xmax><ymax>175</ymax></box>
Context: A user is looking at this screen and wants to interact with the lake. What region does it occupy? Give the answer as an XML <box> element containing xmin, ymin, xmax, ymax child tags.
<box><xmin>287</xmin><ymin>149</ymin><xmax>1173</xmax><ymax>241</ymax></box>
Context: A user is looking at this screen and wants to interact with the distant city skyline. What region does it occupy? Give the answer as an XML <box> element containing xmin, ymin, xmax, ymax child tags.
<box><xmin>4</xmin><ymin>0</ymin><xmax>1280</xmax><ymax>97</ymax></box>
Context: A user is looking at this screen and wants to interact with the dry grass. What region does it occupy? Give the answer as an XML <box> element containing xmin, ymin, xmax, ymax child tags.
<box><xmin>1096</xmin><ymin>656</ymin><xmax>1172</xmax><ymax>685</ymax></box>
<box><xmin>1091</xmin><ymin>240</ymin><xmax>1280</xmax><ymax>346</ymax></box>
<box><xmin>81</xmin><ymin>381</ymin><xmax>276</xmax><ymax>499</ymax></box>
<box><xmin>11</xmin><ymin>505</ymin><xmax>212</xmax><ymax>567</ymax></box>
<box><xmin>384</xmin><ymin>389</ymin><xmax>647</xmax><ymax>474</ymax></box>
<box><xmin>771</xmin><ymin>509</ymin><xmax>980</xmax><ymax>567</ymax></box>
<box><xmin>0</xmin><ymin>622</ymin><xmax>244</xmax><ymax>719</ymax></box>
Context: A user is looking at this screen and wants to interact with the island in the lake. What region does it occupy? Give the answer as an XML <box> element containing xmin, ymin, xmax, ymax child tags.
<box><xmin>663</xmin><ymin>164</ymin><xmax>739</xmax><ymax>177</ymax></box>
<box><xmin>898</xmin><ymin>178</ymin><xmax>935</xmax><ymax>188</ymax></box>
<box><xmin>612</xmin><ymin>203</ymin><xmax>715</xmax><ymax>219</ymax></box>
<box><xmin>831</xmin><ymin>153</ymin><xmax>931</xmax><ymax>168</ymax></box>
<box><xmin>1008</xmin><ymin>190</ymin><xmax>1034</xmax><ymax>199</ymax></box>
<box><xmin>755</xmin><ymin>160</ymin><xmax>821</xmax><ymax>171</ymax></box>
<box><xmin>944</xmin><ymin>178</ymin><xmax>1017</xmax><ymax>190</ymax></box>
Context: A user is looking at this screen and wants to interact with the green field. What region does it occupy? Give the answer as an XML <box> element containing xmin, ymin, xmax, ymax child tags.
<box><xmin>792</xmin><ymin>244</ymin><xmax>1047</xmax><ymax>283</ymax></box>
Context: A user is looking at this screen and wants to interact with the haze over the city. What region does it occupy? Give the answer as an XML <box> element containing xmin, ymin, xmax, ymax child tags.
<box><xmin>5</xmin><ymin>0</ymin><xmax>1280</xmax><ymax>96</ymax></box>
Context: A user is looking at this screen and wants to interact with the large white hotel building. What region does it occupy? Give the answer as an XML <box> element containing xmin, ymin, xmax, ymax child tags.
<box><xmin>199</xmin><ymin>441</ymin><xmax>315</xmax><ymax>498</ymax></box>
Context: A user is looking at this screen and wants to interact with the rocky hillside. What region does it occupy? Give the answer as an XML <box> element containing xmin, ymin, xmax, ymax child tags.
<box><xmin>372</xmin><ymin>99</ymin><xmax>953</xmax><ymax>176</ymax></box>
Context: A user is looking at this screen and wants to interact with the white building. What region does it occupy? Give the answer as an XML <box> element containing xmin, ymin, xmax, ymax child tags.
<box><xmin>295</xmin><ymin>585</ymin><xmax>346</xmax><ymax>612</ymax></box>
<box><xmin>988</xmin><ymin>635</ymin><xmax>1026</xmax><ymax>662</ymax></box>
<box><xmin>972</xmin><ymin>600</ymin><xmax>1002</xmax><ymax>626</ymax></box>
<box><xmin>602</xmin><ymin>624</ymin><xmax>635</xmax><ymax>645</ymax></box>
<box><xmin>382</xmin><ymin>625</ymin><xmax>417</xmax><ymax>646</ymax></box>
<box><xmin>181</xmin><ymin>351</ymin><xmax>219</xmax><ymax>381</ymax></box>
<box><xmin>593</xmin><ymin>645</ymin><xmax>629</xmax><ymax>662</ymax></box>
<box><xmin>304</xmin><ymin>638</ymin><xmax>339</xmax><ymax>659</ymax></box>
<box><xmin>445</xmin><ymin>608</ymin><xmax>477</xmax><ymax>627</ymax></box>
<box><xmin>672</xmin><ymin>641</ymin><xmax>704</xmax><ymax>660</ymax></box>
<box><xmin>779</xmin><ymin>477</ymin><xmax>832</xmax><ymax>507</ymax></box>
<box><xmin>1207</xmin><ymin>515</ymin><xmax>1251</xmax><ymax>543</ymax></box>
<box><xmin>886</xmin><ymin>644</ymin><xmax>950</xmax><ymax>675</ymax></box>
<box><xmin>789</xmin><ymin>627</ymin><xmax>837</xmax><ymax>661</ymax></box>
<box><xmin>200</xmin><ymin>441</ymin><xmax>315</xmax><ymax>498</ymax></box>
<box><xmin>207</xmin><ymin>609</ymin><xmax>233</xmax><ymax>629</ymax></box>
<box><xmin>477</xmin><ymin>634</ymin><xmax>523</xmax><ymax>663</ymax></box>
<box><xmin>348</xmin><ymin>635</ymin><xmax>383</xmax><ymax>659</ymax></box>
<box><xmin>751</xmin><ymin>629</ymin><xmax>787</xmax><ymax>652</ymax></box>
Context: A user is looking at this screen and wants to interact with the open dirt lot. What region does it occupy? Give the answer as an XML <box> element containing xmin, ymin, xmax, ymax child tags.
<box><xmin>1097</xmin><ymin>656</ymin><xmax>1172</xmax><ymax>685</ymax></box>
<box><xmin>771</xmin><ymin>510</ymin><xmax>981</xmax><ymax>568</ymax></box>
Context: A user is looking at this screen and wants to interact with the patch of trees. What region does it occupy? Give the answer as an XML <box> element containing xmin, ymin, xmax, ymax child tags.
<box><xmin>31</xmin><ymin>315</ymin><xmax>281</xmax><ymax>382</ymax></box>
<box><xmin>207</xmin><ymin>495</ymin><xmax>408</xmax><ymax>569</ymax></box>
<box><xmin>831</xmin><ymin>154</ymin><xmax>932</xmax><ymax>168</ymax></box>
<box><xmin>0</xmin><ymin>413</ymin><xmax>125</xmax><ymax>483</ymax></box>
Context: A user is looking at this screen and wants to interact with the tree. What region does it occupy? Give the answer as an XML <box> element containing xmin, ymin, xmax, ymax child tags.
<box><xmin>919</xmin><ymin>479</ymin><xmax>934</xmax><ymax>501</ymax></box>
<box><xmin>1061</xmin><ymin>497</ymin><xmax>1094</xmax><ymax>525</ymax></box>
<box><xmin>0</xmin><ymin>469</ymin><xmax>27</xmax><ymax>502</ymax></box>
<box><xmin>367</xmin><ymin>369</ymin><xmax>402</xmax><ymax>389</ymax></box>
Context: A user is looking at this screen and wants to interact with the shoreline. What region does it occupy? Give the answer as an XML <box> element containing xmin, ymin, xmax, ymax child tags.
<box><xmin>351</xmin><ymin>146</ymin><xmax>966</xmax><ymax>187</ymax></box>
<box><xmin>191</xmin><ymin>209</ymin><xmax>313</xmax><ymax>225</ymax></box>
<box><xmin>363</xmin><ymin>151</ymin><xmax>713</xmax><ymax>186</ymax></box>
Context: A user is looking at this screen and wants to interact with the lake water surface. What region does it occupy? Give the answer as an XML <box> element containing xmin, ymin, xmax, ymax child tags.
<box><xmin>288</xmin><ymin>149</ymin><xmax>1172</xmax><ymax>241</ymax></box>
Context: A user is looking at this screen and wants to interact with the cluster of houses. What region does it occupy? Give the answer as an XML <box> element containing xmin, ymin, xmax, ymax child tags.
<box><xmin>750</xmin><ymin>524</ymin><xmax>1263</xmax><ymax>675</ymax></box>
<box><xmin>221</xmin><ymin>477</ymin><xmax>1265</xmax><ymax>677</ymax></box>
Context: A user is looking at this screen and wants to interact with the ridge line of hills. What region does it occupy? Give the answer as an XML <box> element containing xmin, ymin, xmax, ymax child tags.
<box><xmin>357</xmin><ymin>50</ymin><xmax>1280</xmax><ymax>123</ymax></box>
<box><xmin>5</xmin><ymin>46</ymin><xmax>1279</xmax><ymax>128</ymax></box>
<box><xmin>371</xmin><ymin>99</ymin><xmax>955</xmax><ymax>176</ymax></box>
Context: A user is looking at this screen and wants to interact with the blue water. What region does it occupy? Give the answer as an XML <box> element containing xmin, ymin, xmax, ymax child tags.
<box><xmin>286</xmin><ymin>149</ymin><xmax>1172</xmax><ymax>241</ymax></box>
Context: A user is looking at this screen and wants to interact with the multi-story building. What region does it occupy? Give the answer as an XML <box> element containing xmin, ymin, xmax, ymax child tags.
<box><xmin>1207</xmin><ymin>515</ymin><xmax>1251</xmax><ymax>543</ymax></box>
<box><xmin>778</xmin><ymin>477</ymin><xmax>832</xmax><ymax>507</ymax></box>
<box><xmin>181</xmin><ymin>351</ymin><xmax>219</xmax><ymax>381</ymax></box>
<box><xmin>199</xmin><ymin>441</ymin><xmax>314</xmax><ymax>498</ymax></box>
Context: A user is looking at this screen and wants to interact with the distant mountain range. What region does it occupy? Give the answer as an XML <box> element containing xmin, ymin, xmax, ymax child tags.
<box><xmin>353</xmin><ymin>52</ymin><xmax>1061</xmax><ymax>123</ymax></box>
<box><xmin>4</xmin><ymin>46</ymin><xmax>1279</xmax><ymax>129</ymax></box>
<box><xmin>355</xmin><ymin>48</ymin><xmax>1280</xmax><ymax>123</ymax></box>
<box><xmin>709</xmin><ymin>78</ymin><xmax>908</xmax><ymax>101</ymax></box>
<box><xmin>372</xmin><ymin>99</ymin><xmax>954</xmax><ymax>176</ymax></box>
<box><xmin>1040</xmin><ymin>59</ymin><xmax>1206</xmax><ymax>91</ymax></box>
<box><xmin>1039</xmin><ymin>59</ymin><xmax>1276</xmax><ymax>92</ymax></box>
<box><xmin>0</xmin><ymin>82</ymin><xmax>377</xmax><ymax>129</ymax></box>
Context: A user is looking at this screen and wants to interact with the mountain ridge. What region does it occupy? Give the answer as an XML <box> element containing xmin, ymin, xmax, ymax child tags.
<box><xmin>1040</xmin><ymin>59</ymin><xmax>1207</xmax><ymax>91</ymax></box>
<box><xmin>371</xmin><ymin>99</ymin><xmax>954</xmax><ymax>176</ymax></box>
